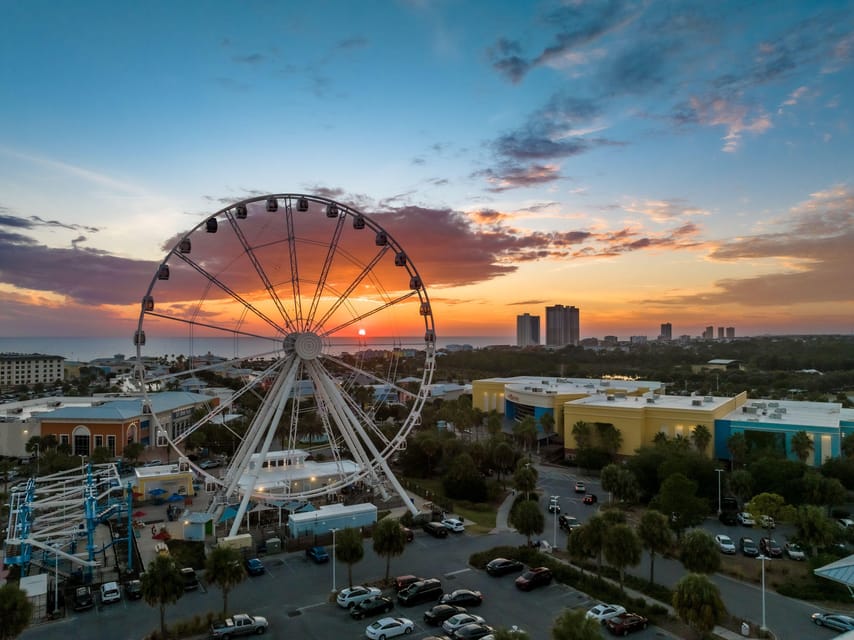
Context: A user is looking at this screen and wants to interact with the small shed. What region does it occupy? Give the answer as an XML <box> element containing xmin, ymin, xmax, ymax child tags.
<box><xmin>134</xmin><ymin>464</ymin><xmax>194</xmax><ymax>500</ymax></box>
<box><xmin>288</xmin><ymin>502</ymin><xmax>377</xmax><ymax>538</ymax></box>
<box><xmin>181</xmin><ymin>512</ymin><xmax>214</xmax><ymax>541</ymax></box>
<box><xmin>20</xmin><ymin>573</ymin><xmax>48</xmax><ymax>622</ymax></box>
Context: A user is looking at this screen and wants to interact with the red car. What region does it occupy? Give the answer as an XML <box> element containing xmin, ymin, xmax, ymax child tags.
<box><xmin>605</xmin><ymin>612</ymin><xmax>648</xmax><ymax>635</ymax></box>
<box><xmin>583</xmin><ymin>494</ymin><xmax>598</xmax><ymax>505</ymax></box>
<box><xmin>514</xmin><ymin>566</ymin><xmax>552</xmax><ymax>591</ymax></box>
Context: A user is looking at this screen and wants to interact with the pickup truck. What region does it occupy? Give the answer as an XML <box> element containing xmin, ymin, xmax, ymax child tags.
<box><xmin>209</xmin><ymin>613</ymin><xmax>269</xmax><ymax>638</ymax></box>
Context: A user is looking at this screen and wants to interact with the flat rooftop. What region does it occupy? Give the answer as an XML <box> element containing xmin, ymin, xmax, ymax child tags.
<box><xmin>483</xmin><ymin>375</ymin><xmax>663</xmax><ymax>395</ymax></box>
<box><xmin>721</xmin><ymin>398</ymin><xmax>843</xmax><ymax>429</ymax></box>
<box><xmin>569</xmin><ymin>393</ymin><xmax>734</xmax><ymax>411</ymax></box>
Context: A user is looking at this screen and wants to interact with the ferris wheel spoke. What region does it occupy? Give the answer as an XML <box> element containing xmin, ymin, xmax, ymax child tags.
<box><xmin>143</xmin><ymin>310</ymin><xmax>284</xmax><ymax>344</ymax></box>
<box><xmin>142</xmin><ymin>346</ymin><xmax>283</xmax><ymax>388</ymax></box>
<box><xmin>172</xmin><ymin>252</ymin><xmax>288</xmax><ymax>336</ymax></box>
<box><xmin>310</xmin><ymin>246</ymin><xmax>391</xmax><ymax>332</ymax></box>
<box><xmin>172</xmin><ymin>358</ymin><xmax>285</xmax><ymax>446</ymax></box>
<box><xmin>283</xmin><ymin>199</ymin><xmax>304</xmax><ymax>329</ymax></box>
<box><xmin>223</xmin><ymin>209</ymin><xmax>296</xmax><ymax>332</ymax></box>
<box><xmin>320</xmin><ymin>291</ymin><xmax>417</xmax><ymax>337</ymax></box>
<box><xmin>306</xmin><ymin>213</ymin><xmax>346</xmax><ymax>330</ymax></box>
<box><xmin>322</xmin><ymin>352</ymin><xmax>420</xmax><ymax>401</ymax></box>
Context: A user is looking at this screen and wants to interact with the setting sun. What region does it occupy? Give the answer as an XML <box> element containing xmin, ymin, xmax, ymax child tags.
<box><xmin>358</xmin><ymin>328</ymin><xmax>366</xmax><ymax>336</ymax></box>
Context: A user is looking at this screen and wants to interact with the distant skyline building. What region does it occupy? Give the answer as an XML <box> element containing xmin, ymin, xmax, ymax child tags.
<box><xmin>718</xmin><ymin>327</ymin><xmax>725</xmax><ymax>339</ymax></box>
<box><xmin>516</xmin><ymin>313</ymin><xmax>540</xmax><ymax>347</ymax></box>
<box><xmin>703</xmin><ymin>326</ymin><xmax>714</xmax><ymax>340</ymax></box>
<box><xmin>659</xmin><ymin>323</ymin><xmax>672</xmax><ymax>341</ymax></box>
<box><xmin>726</xmin><ymin>327</ymin><xmax>735</xmax><ymax>338</ymax></box>
<box><xmin>0</xmin><ymin>352</ymin><xmax>64</xmax><ymax>392</ymax></box>
<box><xmin>545</xmin><ymin>305</ymin><xmax>580</xmax><ymax>347</ymax></box>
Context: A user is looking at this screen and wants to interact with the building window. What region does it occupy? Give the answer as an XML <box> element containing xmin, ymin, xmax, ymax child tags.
<box><xmin>60</xmin><ymin>435</ymin><xmax>70</xmax><ymax>446</ymax></box>
<box><xmin>107</xmin><ymin>436</ymin><xmax>116</xmax><ymax>457</ymax></box>
<box><xmin>73</xmin><ymin>434</ymin><xmax>90</xmax><ymax>456</ymax></box>
<box><xmin>95</xmin><ymin>435</ymin><xmax>104</xmax><ymax>449</ymax></box>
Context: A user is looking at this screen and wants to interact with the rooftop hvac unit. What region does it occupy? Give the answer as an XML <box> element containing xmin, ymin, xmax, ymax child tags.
<box><xmin>606</xmin><ymin>395</ymin><xmax>615</xmax><ymax>401</ymax></box>
<box><xmin>768</xmin><ymin>402</ymin><xmax>779</xmax><ymax>408</ymax></box>
<box><xmin>779</xmin><ymin>407</ymin><xmax>787</xmax><ymax>413</ymax></box>
<box><xmin>703</xmin><ymin>396</ymin><xmax>714</xmax><ymax>402</ymax></box>
<box><xmin>646</xmin><ymin>397</ymin><xmax>655</xmax><ymax>403</ymax></box>
<box><xmin>692</xmin><ymin>399</ymin><xmax>703</xmax><ymax>406</ymax></box>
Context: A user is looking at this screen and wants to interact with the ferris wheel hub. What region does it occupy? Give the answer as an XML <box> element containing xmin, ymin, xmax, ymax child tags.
<box><xmin>283</xmin><ymin>331</ymin><xmax>323</xmax><ymax>360</ymax></box>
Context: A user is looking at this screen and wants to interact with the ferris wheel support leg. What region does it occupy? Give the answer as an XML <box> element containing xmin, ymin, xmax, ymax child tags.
<box><xmin>311</xmin><ymin>365</ymin><xmax>418</xmax><ymax>516</ymax></box>
<box><xmin>227</xmin><ymin>358</ymin><xmax>301</xmax><ymax>539</ymax></box>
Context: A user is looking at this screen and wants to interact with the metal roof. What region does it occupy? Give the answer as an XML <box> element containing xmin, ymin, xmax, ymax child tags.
<box><xmin>814</xmin><ymin>555</ymin><xmax>854</xmax><ymax>592</ymax></box>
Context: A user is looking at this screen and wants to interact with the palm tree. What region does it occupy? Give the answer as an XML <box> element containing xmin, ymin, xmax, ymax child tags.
<box><xmin>672</xmin><ymin>573</ymin><xmax>726</xmax><ymax>639</ymax></box>
<box><xmin>603</xmin><ymin>524</ymin><xmax>641</xmax><ymax>592</ymax></box>
<box><xmin>727</xmin><ymin>433</ymin><xmax>747</xmax><ymax>469</ymax></box>
<box><xmin>790</xmin><ymin>430</ymin><xmax>814</xmax><ymax>463</ymax></box>
<box><xmin>679</xmin><ymin>530</ymin><xmax>720</xmax><ymax>574</ymax></box>
<box><xmin>512</xmin><ymin>464</ymin><xmax>537</xmax><ymax>501</ymax></box>
<box><xmin>204</xmin><ymin>544</ymin><xmax>246</xmax><ymax>615</ymax></box>
<box><xmin>335</xmin><ymin>526</ymin><xmax>364</xmax><ymax>588</ymax></box>
<box><xmin>492</xmin><ymin>441</ymin><xmax>515</xmax><ymax>485</ymax></box>
<box><xmin>551</xmin><ymin>608</ymin><xmax>604</xmax><ymax>640</ymax></box>
<box><xmin>141</xmin><ymin>555</ymin><xmax>185</xmax><ymax>638</ymax></box>
<box><xmin>638</xmin><ymin>510</ymin><xmax>673</xmax><ymax>585</ymax></box>
<box><xmin>690</xmin><ymin>424</ymin><xmax>712</xmax><ymax>454</ymax></box>
<box><xmin>582</xmin><ymin>514</ymin><xmax>607</xmax><ymax>572</ymax></box>
<box><xmin>372</xmin><ymin>517</ymin><xmax>406</xmax><ymax>582</ymax></box>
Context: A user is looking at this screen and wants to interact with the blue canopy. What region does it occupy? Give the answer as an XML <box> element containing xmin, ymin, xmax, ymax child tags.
<box><xmin>218</xmin><ymin>506</ymin><xmax>238</xmax><ymax>523</ymax></box>
<box><xmin>148</xmin><ymin>488</ymin><xmax>167</xmax><ymax>496</ymax></box>
<box><xmin>167</xmin><ymin>493</ymin><xmax>184</xmax><ymax>502</ymax></box>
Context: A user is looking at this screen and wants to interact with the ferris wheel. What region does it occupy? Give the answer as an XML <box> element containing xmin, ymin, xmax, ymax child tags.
<box><xmin>134</xmin><ymin>194</ymin><xmax>436</xmax><ymax>529</ymax></box>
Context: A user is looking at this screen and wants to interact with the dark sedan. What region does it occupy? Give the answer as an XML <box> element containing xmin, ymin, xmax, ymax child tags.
<box><xmin>514</xmin><ymin>566</ymin><xmax>552</xmax><ymax>591</ymax></box>
<box><xmin>760</xmin><ymin>537</ymin><xmax>783</xmax><ymax>558</ymax></box>
<box><xmin>485</xmin><ymin>557</ymin><xmax>524</xmax><ymax>577</ymax></box>
<box><xmin>451</xmin><ymin>622</ymin><xmax>494</xmax><ymax>639</ymax></box>
<box><xmin>423</xmin><ymin>604</ymin><xmax>467</xmax><ymax>626</ymax></box>
<box><xmin>740</xmin><ymin>537</ymin><xmax>759</xmax><ymax>557</ymax></box>
<box><xmin>605</xmin><ymin>612</ymin><xmax>648</xmax><ymax>636</ymax></box>
<box><xmin>439</xmin><ymin>589</ymin><xmax>483</xmax><ymax>607</ymax></box>
<box><xmin>349</xmin><ymin>595</ymin><xmax>394</xmax><ymax>620</ymax></box>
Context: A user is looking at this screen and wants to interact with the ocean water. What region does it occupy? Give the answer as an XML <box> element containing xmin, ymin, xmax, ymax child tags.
<box><xmin>0</xmin><ymin>335</ymin><xmax>514</xmax><ymax>363</ymax></box>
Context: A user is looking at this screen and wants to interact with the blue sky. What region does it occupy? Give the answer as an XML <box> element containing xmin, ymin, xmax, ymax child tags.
<box><xmin>1</xmin><ymin>0</ymin><xmax>853</xmax><ymax>340</ymax></box>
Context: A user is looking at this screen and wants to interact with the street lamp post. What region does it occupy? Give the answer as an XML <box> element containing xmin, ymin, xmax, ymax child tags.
<box><xmin>757</xmin><ymin>554</ymin><xmax>768</xmax><ymax>632</ymax></box>
<box><xmin>33</xmin><ymin>442</ymin><xmax>40</xmax><ymax>477</ymax></box>
<box><xmin>715</xmin><ymin>468</ymin><xmax>724</xmax><ymax>515</ymax></box>
<box><xmin>551</xmin><ymin>496</ymin><xmax>560</xmax><ymax>548</ymax></box>
<box><xmin>331</xmin><ymin>528</ymin><xmax>339</xmax><ymax>593</ymax></box>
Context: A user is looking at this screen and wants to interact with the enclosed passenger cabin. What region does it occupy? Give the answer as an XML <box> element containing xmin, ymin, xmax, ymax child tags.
<box><xmin>419</xmin><ymin>302</ymin><xmax>431</xmax><ymax>316</ymax></box>
<box><xmin>394</xmin><ymin>252</ymin><xmax>407</xmax><ymax>267</ymax></box>
<box><xmin>353</xmin><ymin>215</ymin><xmax>366</xmax><ymax>230</ymax></box>
<box><xmin>375</xmin><ymin>231</ymin><xmax>388</xmax><ymax>246</ymax></box>
<box><xmin>266</xmin><ymin>197</ymin><xmax>278</xmax><ymax>212</ymax></box>
<box><xmin>142</xmin><ymin>296</ymin><xmax>154</xmax><ymax>312</ymax></box>
<box><xmin>297</xmin><ymin>197</ymin><xmax>309</xmax><ymax>212</ymax></box>
<box><xmin>178</xmin><ymin>238</ymin><xmax>191</xmax><ymax>254</ymax></box>
<box><xmin>409</xmin><ymin>276</ymin><xmax>422</xmax><ymax>290</ymax></box>
<box><xmin>205</xmin><ymin>218</ymin><xmax>218</xmax><ymax>233</ymax></box>
<box><xmin>235</xmin><ymin>204</ymin><xmax>248</xmax><ymax>219</ymax></box>
<box><xmin>326</xmin><ymin>203</ymin><xmax>339</xmax><ymax>218</ymax></box>
<box><xmin>424</xmin><ymin>329</ymin><xmax>435</xmax><ymax>343</ymax></box>
<box><xmin>157</xmin><ymin>264</ymin><xmax>170</xmax><ymax>280</ymax></box>
<box><xmin>133</xmin><ymin>330</ymin><xmax>146</xmax><ymax>346</ymax></box>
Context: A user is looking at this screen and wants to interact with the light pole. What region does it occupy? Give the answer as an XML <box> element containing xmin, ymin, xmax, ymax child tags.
<box><xmin>757</xmin><ymin>554</ymin><xmax>768</xmax><ymax>632</ymax></box>
<box><xmin>331</xmin><ymin>528</ymin><xmax>339</xmax><ymax>593</ymax></box>
<box><xmin>551</xmin><ymin>496</ymin><xmax>560</xmax><ymax>548</ymax></box>
<box><xmin>34</xmin><ymin>442</ymin><xmax>40</xmax><ymax>477</ymax></box>
<box><xmin>715</xmin><ymin>468</ymin><xmax>724</xmax><ymax>515</ymax></box>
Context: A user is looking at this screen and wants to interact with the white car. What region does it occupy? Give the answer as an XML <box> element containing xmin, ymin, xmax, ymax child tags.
<box><xmin>737</xmin><ymin>512</ymin><xmax>755</xmax><ymax>526</ymax></box>
<box><xmin>758</xmin><ymin>515</ymin><xmax>776</xmax><ymax>529</ymax></box>
<box><xmin>443</xmin><ymin>613</ymin><xmax>486</xmax><ymax>634</ymax></box>
<box><xmin>839</xmin><ymin>518</ymin><xmax>854</xmax><ymax>529</ymax></box>
<box><xmin>100</xmin><ymin>581</ymin><xmax>121</xmax><ymax>604</ymax></box>
<box><xmin>365</xmin><ymin>616</ymin><xmax>415</xmax><ymax>639</ymax></box>
<box><xmin>785</xmin><ymin>543</ymin><xmax>806</xmax><ymax>560</ymax></box>
<box><xmin>441</xmin><ymin>518</ymin><xmax>465</xmax><ymax>533</ymax></box>
<box><xmin>336</xmin><ymin>585</ymin><xmax>381</xmax><ymax>609</ymax></box>
<box><xmin>715</xmin><ymin>534</ymin><xmax>737</xmax><ymax>554</ymax></box>
<box><xmin>585</xmin><ymin>603</ymin><xmax>626</xmax><ymax>623</ymax></box>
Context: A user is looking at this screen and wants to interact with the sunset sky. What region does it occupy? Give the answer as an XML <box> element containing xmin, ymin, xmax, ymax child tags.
<box><xmin>1</xmin><ymin>0</ymin><xmax>853</xmax><ymax>342</ymax></box>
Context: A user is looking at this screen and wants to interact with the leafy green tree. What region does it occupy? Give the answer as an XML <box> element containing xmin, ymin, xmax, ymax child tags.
<box><xmin>600</xmin><ymin>464</ymin><xmax>620</xmax><ymax>503</ymax></box>
<box><xmin>442</xmin><ymin>452</ymin><xmax>487</xmax><ymax>501</ymax></box>
<box><xmin>582</xmin><ymin>514</ymin><xmax>608</xmax><ymax>571</ymax></box>
<box><xmin>792</xmin><ymin>504</ymin><xmax>836</xmax><ymax>554</ymax></box>
<box><xmin>335</xmin><ymin>526</ymin><xmax>364</xmax><ymax>588</ymax></box>
<box><xmin>513</xmin><ymin>416</ymin><xmax>537</xmax><ymax>451</ymax></box>
<box><xmin>416</xmin><ymin>432</ymin><xmax>441</xmax><ymax>476</ymax></box>
<box><xmin>91</xmin><ymin>446</ymin><xmax>112</xmax><ymax>464</ymax></box>
<box><xmin>551</xmin><ymin>607</ymin><xmax>604</xmax><ymax>640</ymax></box>
<box><xmin>672</xmin><ymin>573</ymin><xmax>726</xmax><ymax>639</ymax></box>
<box><xmin>691</xmin><ymin>424</ymin><xmax>712</xmax><ymax>454</ymax></box>
<box><xmin>572</xmin><ymin>420</ymin><xmax>592</xmax><ymax>450</ymax></box>
<box><xmin>595</xmin><ymin>422</ymin><xmax>622</xmax><ymax>459</ymax></box>
<box><xmin>492</xmin><ymin>441</ymin><xmax>516</xmax><ymax>485</ymax></box>
<box><xmin>842</xmin><ymin>433</ymin><xmax>854</xmax><ymax>458</ymax></box>
<box><xmin>538</xmin><ymin>412</ymin><xmax>555</xmax><ymax>438</ymax></box>
<box><xmin>790</xmin><ymin>431</ymin><xmax>814</xmax><ymax>463</ymax></box>
<box><xmin>486</xmin><ymin>411</ymin><xmax>502</xmax><ymax>438</ymax></box>
<box><xmin>493</xmin><ymin>627</ymin><xmax>531</xmax><ymax>640</ymax></box>
<box><xmin>513</xmin><ymin>464</ymin><xmax>537</xmax><ymax>500</ymax></box>
<box><xmin>123</xmin><ymin>441</ymin><xmax>144</xmax><ymax>465</ymax></box>
<box><xmin>679</xmin><ymin>530</ymin><xmax>720</xmax><ymax>574</ymax></box>
<box><xmin>638</xmin><ymin>509</ymin><xmax>673</xmax><ymax>585</ymax></box>
<box><xmin>511</xmin><ymin>500</ymin><xmax>544</xmax><ymax>545</ymax></box>
<box><xmin>567</xmin><ymin>523</ymin><xmax>592</xmax><ymax>574</ymax></box>
<box><xmin>603</xmin><ymin>524</ymin><xmax>641</xmax><ymax>592</ymax></box>
<box><xmin>204</xmin><ymin>544</ymin><xmax>246</xmax><ymax>616</ymax></box>
<box><xmin>0</xmin><ymin>583</ymin><xmax>33</xmax><ymax>640</ymax></box>
<box><xmin>650</xmin><ymin>473</ymin><xmax>707</xmax><ymax>538</ymax></box>
<box><xmin>373</xmin><ymin>516</ymin><xmax>406</xmax><ymax>581</ymax></box>
<box><xmin>141</xmin><ymin>554</ymin><xmax>185</xmax><ymax>637</ymax></box>
<box><xmin>747</xmin><ymin>492</ymin><xmax>795</xmax><ymax>528</ymax></box>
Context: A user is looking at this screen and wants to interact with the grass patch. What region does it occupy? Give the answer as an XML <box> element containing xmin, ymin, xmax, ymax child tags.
<box><xmin>401</xmin><ymin>475</ymin><xmax>502</xmax><ymax>534</ymax></box>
